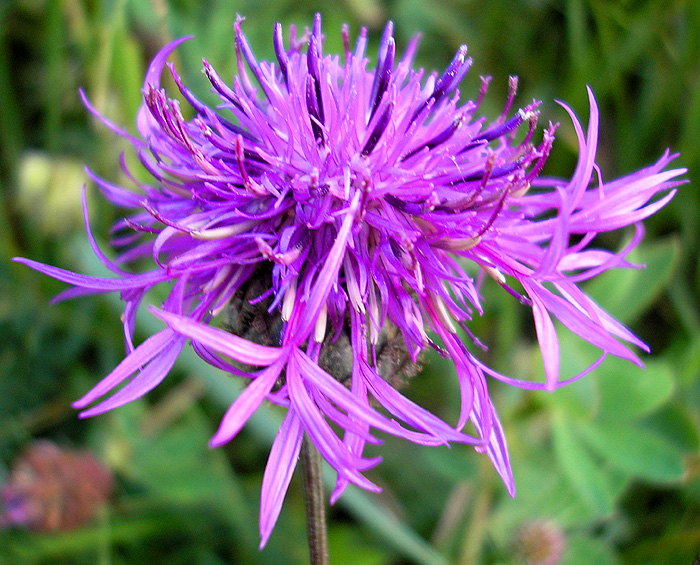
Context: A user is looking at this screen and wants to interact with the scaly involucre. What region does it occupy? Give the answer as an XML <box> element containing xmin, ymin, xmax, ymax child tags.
<box><xmin>16</xmin><ymin>14</ymin><xmax>685</xmax><ymax>546</ymax></box>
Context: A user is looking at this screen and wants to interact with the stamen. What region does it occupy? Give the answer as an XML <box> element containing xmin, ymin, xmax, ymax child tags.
<box><xmin>169</xmin><ymin>62</ymin><xmax>248</xmax><ymax>138</ymax></box>
<box><xmin>473</xmin><ymin>75</ymin><xmax>492</xmax><ymax>112</ymax></box>
<box><xmin>517</xmin><ymin>112</ymin><xmax>539</xmax><ymax>150</ymax></box>
<box><xmin>273</xmin><ymin>23</ymin><xmax>289</xmax><ymax>86</ymax></box>
<box><xmin>191</xmin><ymin>221</ymin><xmax>256</xmax><ymax>240</ymax></box>
<box><xmin>233</xmin><ymin>17</ymin><xmax>255</xmax><ymax>96</ymax></box>
<box><xmin>368</xmin><ymin>21</ymin><xmax>395</xmax><ymax>121</ymax></box>
<box><xmin>402</xmin><ymin>112</ymin><xmax>466</xmax><ymax>161</ymax></box>
<box><xmin>307</xmin><ymin>33</ymin><xmax>325</xmax><ymax>129</ymax></box>
<box><xmin>411</xmin><ymin>45</ymin><xmax>470</xmax><ymax>122</ymax></box>
<box><xmin>235</xmin><ymin>135</ymin><xmax>268</xmax><ymax>196</ymax></box>
<box><xmin>524</xmin><ymin>123</ymin><xmax>557</xmax><ymax>183</ymax></box>
<box><xmin>312</xmin><ymin>12</ymin><xmax>322</xmax><ymax>49</ymax></box>
<box><xmin>432</xmin><ymin>44</ymin><xmax>471</xmax><ymax>101</ymax></box>
<box><xmin>361</xmin><ymin>101</ymin><xmax>394</xmax><ymax>156</ymax></box>
<box><xmin>341</xmin><ymin>24</ymin><xmax>350</xmax><ymax>61</ymax></box>
<box><xmin>483</xmin><ymin>264</ymin><xmax>506</xmax><ymax>285</ymax></box>
<box><xmin>234</xmin><ymin>18</ymin><xmax>272</xmax><ymax>101</ymax></box>
<box><xmin>500</xmin><ymin>76</ymin><xmax>519</xmax><ymax>122</ymax></box>
<box><xmin>305</xmin><ymin>75</ymin><xmax>324</xmax><ymax>144</ymax></box>
<box><xmin>314</xmin><ymin>303</ymin><xmax>328</xmax><ymax>342</ymax></box>
<box><xmin>430</xmin><ymin>293</ymin><xmax>457</xmax><ymax>334</ymax></box>
<box><xmin>368</xmin><ymin>37</ymin><xmax>395</xmax><ymax>123</ymax></box>
<box><xmin>282</xmin><ymin>277</ymin><xmax>297</xmax><ymax>322</ymax></box>
<box><xmin>449</xmin><ymin>158</ymin><xmax>522</xmax><ymax>185</ymax></box>
<box><xmin>202</xmin><ymin>59</ymin><xmax>246</xmax><ymax>114</ymax></box>
<box><xmin>473</xmin><ymin>107</ymin><xmax>537</xmax><ymax>145</ymax></box>
<box><xmin>353</xmin><ymin>27</ymin><xmax>368</xmax><ymax>59</ymax></box>
<box><xmin>433</xmin><ymin>235</ymin><xmax>482</xmax><ymax>251</ymax></box>
<box><xmin>384</xmin><ymin>194</ymin><xmax>430</xmax><ymax>216</ymax></box>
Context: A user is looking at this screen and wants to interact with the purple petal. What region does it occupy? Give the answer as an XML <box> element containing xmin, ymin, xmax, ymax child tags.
<box><xmin>259</xmin><ymin>409</ymin><xmax>304</xmax><ymax>548</ymax></box>
<box><xmin>13</xmin><ymin>258</ymin><xmax>167</xmax><ymax>291</ymax></box>
<box><xmin>137</xmin><ymin>37</ymin><xmax>193</xmax><ymax>138</ymax></box>
<box><xmin>149</xmin><ymin>307</ymin><xmax>283</xmax><ymax>367</ymax></box>
<box><xmin>287</xmin><ymin>353</ymin><xmax>380</xmax><ymax>491</ymax></box>
<box><xmin>210</xmin><ymin>357</ymin><xmax>287</xmax><ymax>447</ymax></box>
<box><xmin>471</xmin><ymin>398</ymin><xmax>514</xmax><ymax>496</ymax></box>
<box><xmin>531</xmin><ymin>293</ymin><xmax>560</xmax><ymax>390</ymax></box>
<box><xmin>79</xmin><ymin>336</ymin><xmax>186</xmax><ymax>417</ymax></box>
<box><xmin>72</xmin><ymin>329</ymin><xmax>176</xmax><ymax>408</ymax></box>
<box><xmin>289</xmin><ymin>191</ymin><xmax>361</xmax><ymax>342</ymax></box>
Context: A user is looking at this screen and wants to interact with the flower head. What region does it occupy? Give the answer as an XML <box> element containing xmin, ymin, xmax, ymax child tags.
<box><xmin>15</xmin><ymin>14</ymin><xmax>685</xmax><ymax>546</ymax></box>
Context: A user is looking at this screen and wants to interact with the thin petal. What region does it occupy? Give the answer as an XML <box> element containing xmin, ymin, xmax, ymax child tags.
<box><xmin>72</xmin><ymin>329</ymin><xmax>175</xmax><ymax>408</ymax></box>
<box><xmin>137</xmin><ymin>37</ymin><xmax>193</xmax><ymax>137</ymax></box>
<box><xmin>150</xmin><ymin>307</ymin><xmax>283</xmax><ymax>367</ymax></box>
<box><xmin>210</xmin><ymin>357</ymin><xmax>287</xmax><ymax>447</ymax></box>
<box><xmin>531</xmin><ymin>293</ymin><xmax>560</xmax><ymax>390</ymax></box>
<box><xmin>79</xmin><ymin>336</ymin><xmax>186</xmax><ymax>417</ymax></box>
<box><xmin>289</xmin><ymin>191</ymin><xmax>361</xmax><ymax>342</ymax></box>
<box><xmin>259</xmin><ymin>409</ymin><xmax>304</xmax><ymax>548</ymax></box>
<box><xmin>13</xmin><ymin>258</ymin><xmax>167</xmax><ymax>291</ymax></box>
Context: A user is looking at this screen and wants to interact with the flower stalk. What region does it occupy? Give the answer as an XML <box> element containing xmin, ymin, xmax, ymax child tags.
<box><xmin>300</xmin><ymin>436</ymin><xmax>329</xmax><ymax>565</ymax></box>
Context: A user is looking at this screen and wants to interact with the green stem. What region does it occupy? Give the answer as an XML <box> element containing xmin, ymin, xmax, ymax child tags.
<box><xmin>300</xmin><ymin>435</ymin><xmax>329</xmax><ymax>565</ymax></box>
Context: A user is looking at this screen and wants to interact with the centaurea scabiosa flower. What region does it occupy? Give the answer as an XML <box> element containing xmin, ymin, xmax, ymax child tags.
<box><xmin>15</xmin><ymin>14</ymin><xmax>685</xmax><ymax>547</ymax></box>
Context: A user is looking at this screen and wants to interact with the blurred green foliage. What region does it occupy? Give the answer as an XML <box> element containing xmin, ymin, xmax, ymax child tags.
<box><xmin>1</xmin><ymin>0</ymin><xmax>698</xmax><ymax>563</ymax></box>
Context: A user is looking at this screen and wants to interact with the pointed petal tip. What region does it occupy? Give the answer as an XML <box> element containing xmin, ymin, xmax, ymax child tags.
<box><xmin>142</xmin><ymin>36</ymin><xmax>194</xmax><ymax>99</ymax></box>
<box><xmin>329</xmin><ymin>484</ymin><xmax>346</xmax><ymax>505</ymax></box>
<box><xmin>71</xmin><ymin>398</ymin><xmax>90</xmax><ymax>410</ymax></box>
<box><xmin>586</xmin><ymin>84</ymin><xmax>595</xmax><ymax>99</ymax></box>
<box><xmin>208</xmin><ymin>433</ymin><xmax>229</xmax><ymax>448</ymax></box>
<box><xmin>258</xmin><ymin>532</ymin><xmax>272</xmax><ymax>550</ymax></box>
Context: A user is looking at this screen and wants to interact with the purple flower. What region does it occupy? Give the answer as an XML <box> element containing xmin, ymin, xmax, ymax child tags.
<box><xmin>15</xmin><ymin>14</ymin><xmax>684</xmax><ymax>547</ymax></box>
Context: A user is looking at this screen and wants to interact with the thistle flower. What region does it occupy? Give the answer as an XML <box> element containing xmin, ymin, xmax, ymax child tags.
<box><xmin>15</xmin><ymin>14</ymin><xmax>684</xmax><ymax>547</ymax></box>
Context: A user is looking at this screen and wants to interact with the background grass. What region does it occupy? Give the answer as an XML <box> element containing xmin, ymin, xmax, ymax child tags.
<box><xmin>1</xmin><ymin>0</ymin><xmax>698</xmax><ymax>563</ymax></box>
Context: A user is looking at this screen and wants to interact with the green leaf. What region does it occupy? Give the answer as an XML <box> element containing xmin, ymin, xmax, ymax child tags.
<box><xmin>596</xmin><ymin>356</ymin><xmax>675</xmax><ymax>422</ymax></box>
<box><xmin>551</xmin><ymin>412</ymin><xmax>615</xmax><ymax>514</ymax></box>
<box><xmin>622</xmin><ymin>526</ymin><xmax>700</xmax><ymax>565</ymax></box>
<box><xmin>326</xmin><ymin>477</ymin><xmax>450</xmax><ymax>565</ymax></box>
<box><xmin>562</xmin><ymin>533</ymin><xmax>620</xmax><ymax>565</ymax></box>
<box><xmin>578</xmin><ymin>421</ymin><xmax>685</xmax><ymax>483</ymax></box>
<box><xmin>584</xmin><ymin>237</ymin><xmax>679</xmax><ymax>325</ymax></box>
<box><xmin>679</xmin><ymin>333</ymin><xmax>700</xmax><ymax>387</ymax></box>
<box><xmin>488</xmin><ymin>444</ymin><xmax>599</xmax><ymax>546</ymax></box>
<box><xmin>129</xmin><ymin>411</ymin><xmax>229</xmax><ymax>503</ymax></box>
<box><xmin>642</xmin><ymin>403</ymin><xmax>700</xmax><ymax>454</ymax></box>
<box><xmin>328</xmin><ymin>525</ymin><xmax>392</xmax><ymax>565</ymax></box>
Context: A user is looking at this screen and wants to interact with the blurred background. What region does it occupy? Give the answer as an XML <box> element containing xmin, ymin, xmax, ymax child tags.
<box><xmin>1</xmin><ymin>0</ymin><xmax>698</xmax><ymax>563</ymax></box>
